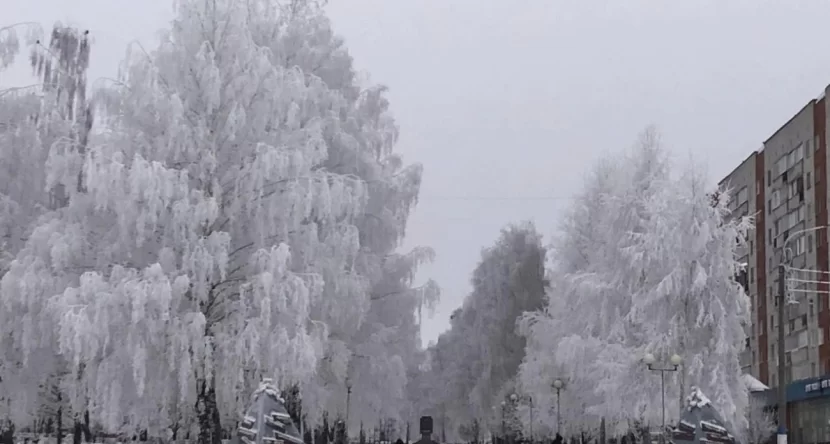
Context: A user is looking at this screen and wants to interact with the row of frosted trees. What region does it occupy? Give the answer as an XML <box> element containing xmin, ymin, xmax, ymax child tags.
<box><xmin>419</xmin><ymin>129</ymin><xmax>759</xmax><ymax>444</ymax></box>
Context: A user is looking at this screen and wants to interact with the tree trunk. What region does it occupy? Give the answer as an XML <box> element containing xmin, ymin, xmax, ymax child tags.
<box><xmin>73</xmin><ymin>421</ymin><xmax>83</xmax><ymax>444</ymax></box>
<box><xmin>83</xmin><ymin>411</ymin><xmax>92</xmax><ymax>442</ymax></box>
<box><xmin>0</xmin><ymin>422</ymin><xmax>14</xmax><ymax>444</ymax></box>
<box><xmin>196</xmin><ymin>379</ymin><xmax>222</xmax><ymax>444</ymax></box>
<box><xmin>56</xmin><ymin>399</ymin><xmax>63</xmax><ymax>444</ymax></box>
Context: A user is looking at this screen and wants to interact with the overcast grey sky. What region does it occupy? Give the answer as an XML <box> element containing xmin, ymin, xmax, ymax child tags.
<box><xmin>4</xmin><ymin>0</ymin><xmax>830</xmax><ymax>345</ymax></box>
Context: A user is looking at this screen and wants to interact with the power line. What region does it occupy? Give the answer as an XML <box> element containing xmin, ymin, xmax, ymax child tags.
<box><xmin>418</xmin><ymin>195</ymin><xmax>571</xmax><ymax>201</ymax></box>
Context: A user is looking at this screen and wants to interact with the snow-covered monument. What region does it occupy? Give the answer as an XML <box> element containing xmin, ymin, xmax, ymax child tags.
<box><xmin>237</xmin><ymin>379</ymin><xmax>304</xmax><ymax>444</ymax></box>
<box><xmin>670</xmin><ymin>386</ymin><xmax>738</xmax><ymax>444</ymax></box>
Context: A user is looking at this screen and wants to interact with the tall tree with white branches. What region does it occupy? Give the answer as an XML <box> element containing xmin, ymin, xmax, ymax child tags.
<box><xmin>519</xmin><ymin>127</ymin><xmax>752</xmax><ymax>435</ymax></box>
<box><xmin>1</xmin><ymin>1</ymin><xmax>432</xmax><ymax>443</ymax></box>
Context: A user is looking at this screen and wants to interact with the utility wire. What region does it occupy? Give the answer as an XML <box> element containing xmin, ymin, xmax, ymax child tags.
<box><xmin>418</xmin><ymin>195</ymin><xmax>571</xmax><ymax>201</ymax></box>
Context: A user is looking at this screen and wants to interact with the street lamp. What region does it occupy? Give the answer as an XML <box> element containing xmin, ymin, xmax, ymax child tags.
<box><xmin>508</xmin><ymin>395</ymin><xmax>518</xmax><ymax>444</ymax></box>
<box><xmin>507</xmin><ymin>394</ymin><xmax>534</xmax><ymax>444</ymax></box>
<box><xmin>643</xmin><ymin>353</ymin><xmax>682</xmax><ymax>444</ymax></box>
<box><xmin>345</xmin><ymin>378</ymin><xmax>352</xmax><ymax>439</ymax></box>
<box><xmin>552</xmin><ymin>379</ymin><xmax>564</xmax><ymax>435</ymax></box>
<box><xmin>500</xmin><ymin>401</ymin><xmax>506</xmax><ymax>444</ymax></box>
<box><xmin>528</xmin><ymin>396</ymin><xmax>533</xmax><ymax>444</ymax></box>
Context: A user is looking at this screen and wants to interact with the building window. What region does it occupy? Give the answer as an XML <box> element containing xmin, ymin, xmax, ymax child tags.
<box><xmin>811</xmin><ymin>299</ymin><xmax>815</xmax><ymax>317</ymax></box>
<box><xmin>788</xmin><ymin>143</ymin><xmax>804</xmax><ymax>168</ymax></box>
<box><xmin>771</xmin><ymin>189</ymin><xmax>781</xmax><ymax>208</ymax></box>
<box><xmin>737</xmin><ymin>187</ymin><xmax>748</xmax><ymax>204</ymax></box>
<box><xmin>777</xmin><ymin>156</ymin><xmax>788</xmax><ymax>175</ymax></box>
<box><xmin>807</xmin><ymin>172</ymin><xmax>812</xmax><ymax>189</ymax></box>
<box><xmin>750</xmin><ymin>267</ymin><xmax>754</xmax><ymax>282</ymax></box>
<box><xmin>789</xmin><ymin>319</ymin><xmax>795</xmax><ymax>333</ymax></box>
<box><xmin>809</xmin><ymin>234</ymin><xmax>814</xmax><ymax>253</ymax></box>
<box><xmin>802</xmin><ymin>314</ymin><xmax>807</xmax><ymax>327</ymax></box>
<box><xmin>788</xmin><ymin>180</ymin><xmax>799</xmax><ymax>199</ymax></box>
<box><xmin>768</xmin><ymin>170</ymin><xmax>772</xmax><ymax>185</ymax></box>
<box><xmin>795</xmin><ymin>235</ymin><xmax>806</xmax><ymax>256</ymax></box>
<box><xmin>750</xmin><ymin>240</ymin><xmax>754</xmax><ymax>255</ymax></box>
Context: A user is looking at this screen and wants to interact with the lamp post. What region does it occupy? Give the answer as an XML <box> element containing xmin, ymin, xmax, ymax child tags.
<box><xmin>529</xmin><ymin>396</ymin><xmax>533</xmax><ymax>444</ymax></box>
<box><xmin>643</xmin><ymin>353</ymin><xmax>682</xmax><ymax>444</ymax></box>
<box><xmin>552</xmin><ymin>379</ymin><xmax>564</xmax><ymax>435</ymax></box>
<box><xmin>500</xmin><ymin>401</ymin><xmax>506</xmax><ymax>444</ymax></box>
<box><xmin>346</xmin><ymin>378</ymin><xmax>352</xmax><ymax>440</ymax></box>
<box><xmin>508</xmin><ymin>393</ymin><xmax>533</xmax><ymax>444</ymax></box>
<box><xmin>510</xmin><ymin>394</ymin><xmax>518</xmax><ymax>444</ymax></box>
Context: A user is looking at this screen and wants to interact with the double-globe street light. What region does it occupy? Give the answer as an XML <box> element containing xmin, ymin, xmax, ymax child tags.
<box><xmin>643</xmin><ymin>353</ymin><xmax>682</xmax><ymax>444</ymax></box>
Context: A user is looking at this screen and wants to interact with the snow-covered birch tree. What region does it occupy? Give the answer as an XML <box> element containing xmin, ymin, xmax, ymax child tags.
<box><xmin>0</xmin><ymin>23</ymin><xmax>94</xmax><ymax>440</ymax></box>
<box><xmin>237</xmin><ymin>1</ymin><xmax>438</xmax><ymax>429</ymax></box>
<box><xmin>519</xmin><ymin>127</ymin><xmax>752</xmax><ymax>435</ymax></box>
<box><xmin>0</xmin><ymin>1</ymin><xmax>434</xmax><ymax>443</ymax></box>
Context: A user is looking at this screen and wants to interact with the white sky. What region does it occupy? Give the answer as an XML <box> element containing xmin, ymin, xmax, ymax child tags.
<box><xmin>4</xmin><ymin>0</ymin><xmax>830</xmax><ymax>346</ymax></box>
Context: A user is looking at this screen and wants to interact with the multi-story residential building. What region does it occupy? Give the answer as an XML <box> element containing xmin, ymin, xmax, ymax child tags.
<box><xmin>763</xmin><ymin>101</ymin><xmax>821</xmax><ymax>386</ymax></box>
<box><xmin>720</xmin><ymin>86</ymin><xmax>830</xmax><ymax>443</ymax></box>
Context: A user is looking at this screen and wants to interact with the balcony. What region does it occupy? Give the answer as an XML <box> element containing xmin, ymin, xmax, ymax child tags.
<box><xmin>787</xmin><ymin>160</ymin><xmax>804</xmax><ymax>181</ymax></box>
<box><xmin>740</xmin><ymin>348</ymin><xmax>752</xmax><ymax>369</ymax></box>
<box><xmin>785</xmin><ymin>329</ymin><xmax>808</xmax><ymax>352</ymax></box>
<box><xmin>787</xmin><ymin>193</ymin><xmax>804</xmax><ymax>212</ymax></box>
<box><xmin>792</xmin><ymin>347</ymin><xmax>809</xmax><ymax>364</ymax></box>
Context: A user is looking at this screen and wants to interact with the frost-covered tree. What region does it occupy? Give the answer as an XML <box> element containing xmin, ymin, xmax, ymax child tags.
<box><xmin>236</xmin><ymin>0</ymin><xmax>437</xmax><ymax>431</ymax></box>
<box><xmin>519</xmin><ymin>127</ymin><xmax>752</xmax><ymax>435</ymax></box>
<box><xmin>744</xmin><ymin>396</ymin><xmax>774</xmax><ymax>444</ymax></box>
<box><xmin>0</xmin><ymin>23</ymin><xmax>94</xmax><ymax>442</ymax></box>
<box><xmin>3</xmin><ymin>1</ymin><xmax>436</xmax><ymax>442</ymax></box>
<box><xmin>420</xmin><ymin>222</ymin><xmax>546</xmax><ymax>442</ymax></box>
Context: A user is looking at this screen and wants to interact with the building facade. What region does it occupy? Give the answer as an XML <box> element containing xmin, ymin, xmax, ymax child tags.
<box><xmin>720</xmin><ymin>86</ymin><xmax>830</xmax><ymax>443</ymax></box>
<box><xmin>720</xmin><ymin>151</ymin><xmax>766</xmax><ymax>380</ymax></box>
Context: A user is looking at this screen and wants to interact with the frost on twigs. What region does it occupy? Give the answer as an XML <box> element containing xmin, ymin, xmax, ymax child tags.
<box><xmin>0</xmin><ymin>22</ymin><xmax>42</xmax><ymax>71</ymax></box>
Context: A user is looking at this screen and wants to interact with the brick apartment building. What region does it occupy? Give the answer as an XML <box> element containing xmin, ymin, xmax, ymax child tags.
<box><xmin>720</xmin><ymin>86</ymin><xmax>830</xmax><ymax>443</ymax></box>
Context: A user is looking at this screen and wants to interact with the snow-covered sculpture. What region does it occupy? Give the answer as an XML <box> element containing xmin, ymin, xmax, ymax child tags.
<box><xmin>237</xmin><ymin>379</ymin><xmax>304</xmax><ymax>444</ymax></box>
<box><xmin>670</xmin><ymin>386</ymin><xmax>737</xmax><ymax>444</ymax></box>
